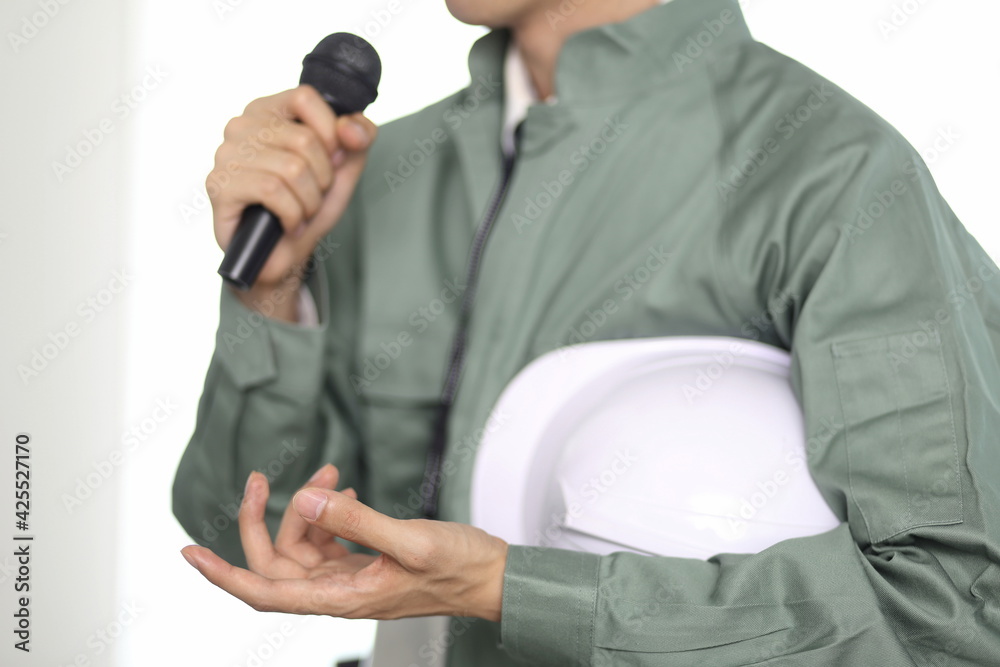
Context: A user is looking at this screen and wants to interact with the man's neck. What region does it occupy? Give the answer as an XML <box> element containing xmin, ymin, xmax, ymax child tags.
<box><xmin>509</xmin><ymin>0</ymin><xmax>665</xmax><ymax>100</ymax></box>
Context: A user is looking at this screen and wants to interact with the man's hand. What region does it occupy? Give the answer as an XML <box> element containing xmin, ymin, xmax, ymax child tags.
<box><xmin>209</xmin><ymin>85</ymin><xmax>378</xmax><ymax>320</ymax></box>
<box><xmin>180</xmin><ymin>464</ymin><xmax>509</xmax><ymax>622</ymax></box>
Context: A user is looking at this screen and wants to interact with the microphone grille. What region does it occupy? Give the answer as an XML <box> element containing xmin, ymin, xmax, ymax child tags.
<box><xmin>300</xmin><ymin>33</ymin><xmax>381</xmax><ymax>115</ymax></box>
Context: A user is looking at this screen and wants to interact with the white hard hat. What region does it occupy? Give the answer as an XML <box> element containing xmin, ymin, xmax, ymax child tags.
<box><xmin>471</xmin><ymin>336</ymin><xmax>841</xmax><ymax>559</ymax></box>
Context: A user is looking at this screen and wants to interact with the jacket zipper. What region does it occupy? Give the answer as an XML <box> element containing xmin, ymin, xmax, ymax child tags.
<box><xmin>421</xmin><ymin>152</ymin><xmax>517</xmax><ymax>519</ymax></box>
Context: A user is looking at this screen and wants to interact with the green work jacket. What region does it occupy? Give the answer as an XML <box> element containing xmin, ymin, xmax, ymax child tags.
<box><xmin>173</xmin><ymin>0</ymin><xmax>1000</xmax><ymax>663</ymax></box>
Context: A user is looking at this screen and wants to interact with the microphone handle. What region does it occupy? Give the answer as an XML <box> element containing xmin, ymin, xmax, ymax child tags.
<box><xmin>218</xmin><ymin>204</ymin><xmax>285</xmax><ymax>290</ymax></box>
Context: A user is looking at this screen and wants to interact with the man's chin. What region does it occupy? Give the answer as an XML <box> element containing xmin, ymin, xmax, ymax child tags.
<box><xmin>444</xmin><ymin>1</ymin><xmax>514</xmax><ymax>29</ymax></box>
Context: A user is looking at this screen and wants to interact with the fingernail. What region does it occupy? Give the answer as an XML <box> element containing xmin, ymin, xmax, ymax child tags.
<box><xmin>244</xmin><ymin>471</ymin><xmax>255</xmax><ymax>497</ymax></box>
<box><xmin>181</xmin><ymin>550</ymin><xmax>198</xmax><ymax>570</ymax></box>
<box><xmin>294</xmin><ymin>489</ymin><xmax>327</xmax><ymax>521</ymax></box>
<box><xmin>331</xmin><ymin>149</ymin><xmax>346</xmax><ymax>167</ymax></box>
<box><xmin>347</xmin><ymin>121</ymin><xmax>368</xmax><ymax>145</ymax></box>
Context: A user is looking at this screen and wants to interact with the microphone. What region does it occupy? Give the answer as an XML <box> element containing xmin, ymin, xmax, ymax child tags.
<box><xmin>218</xmin><ymin>33</ymin><xmax>381</xmax><ymax>290</ymax></box>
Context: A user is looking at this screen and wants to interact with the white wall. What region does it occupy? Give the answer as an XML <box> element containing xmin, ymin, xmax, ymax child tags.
<box><xmin>1</xmin><ymin>1</ymin><xmax>996</xmax><ymax>666</ymax></box>
<box><xmin>1</xmin><ymin>1</ymin><xmax>131</xmax><ymax>665</ymax></box>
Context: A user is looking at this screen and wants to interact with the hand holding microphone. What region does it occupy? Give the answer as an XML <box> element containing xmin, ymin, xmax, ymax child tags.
<box><xmin>210</xmin><ymin>34</ymin><xmax>381</xmax><ymax>318</ymax></box>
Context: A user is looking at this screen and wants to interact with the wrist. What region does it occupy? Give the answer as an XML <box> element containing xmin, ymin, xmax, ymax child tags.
<box><xmin>476</xmin><ymin>537</ymin><xmax>509</xmax><ymax>623</ymax></box>
<box><xmin>230</xmin><ymin>274</ymin><xmax>303</xmax><ymax>323</ymax></box>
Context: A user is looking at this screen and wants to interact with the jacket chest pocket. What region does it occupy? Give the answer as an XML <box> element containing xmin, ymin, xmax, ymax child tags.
<box><xmin>832</xmin><ymin>328</ymin><xmax>963</xmax><ymax>544</ymax></box>
<box><xmin>353</xmin><ymin>318</ymin><xmax>451</xmax><ymax>520</ymax></box>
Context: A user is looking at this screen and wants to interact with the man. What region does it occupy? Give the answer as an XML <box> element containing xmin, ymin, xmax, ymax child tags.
<box><xmin>173</xmin><ymin>0</ymin><xmax>1000</xmax><ymax>664</ymax></box>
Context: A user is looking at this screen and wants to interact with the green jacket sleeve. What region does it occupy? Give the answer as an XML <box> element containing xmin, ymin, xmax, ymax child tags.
<box><xmin>499</xmin><ymin>129</ymin><xmax>1000</xmax><ymax>664</ymax></box>
<box><xmin>172</xmin><ymin>204</ymin><xmax>366</xmax><ymax>567</ymax></box>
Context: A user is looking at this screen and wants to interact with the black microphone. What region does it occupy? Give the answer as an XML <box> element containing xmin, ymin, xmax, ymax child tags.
<box><xmin>218</xmin><ymin>33</ymin><xmax>381</xmax><ymax>290</ymax></box>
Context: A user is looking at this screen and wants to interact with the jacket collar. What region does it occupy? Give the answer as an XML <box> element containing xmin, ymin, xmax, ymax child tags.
<box><xmin>452</xmin><ymin>0</ymin><xmax>752</xmax><ymax>210</ymax></box>
<box><xmin>468</xmin><ymin>0</ymin><xmax>752</xmax><ymax>108</ymax></box>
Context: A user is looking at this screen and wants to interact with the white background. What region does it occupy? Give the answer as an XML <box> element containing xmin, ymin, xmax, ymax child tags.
<box><xmin>1</xmin><ymin>0</ymin><xmax>997</xmax><ymax>665</ymax></box>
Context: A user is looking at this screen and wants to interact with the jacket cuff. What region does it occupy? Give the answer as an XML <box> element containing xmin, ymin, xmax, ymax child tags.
<box><xmin>214</xmin><ymin>268</ymin><xmax>329</xmax><ymax>393</ymax></box>
<box><xmin>500</xmin><ymin>545</ymin><xmax>600</xmax><ymax>665</ymax></box>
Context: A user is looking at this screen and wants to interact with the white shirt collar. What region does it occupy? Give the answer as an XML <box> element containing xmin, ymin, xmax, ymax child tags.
<box><xmin>501</xmin><ymin>43</ymin><xmax>548</xmax><ymax>157</ymax></box>
<box><xmin>500</xmin><ymin>0</ymin><xmax>675</xmax><ymax>156</ymax></box>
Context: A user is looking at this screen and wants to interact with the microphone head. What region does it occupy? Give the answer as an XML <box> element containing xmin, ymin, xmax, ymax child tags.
<box><xmin>300</xmin><ymin>33</ymin><xmax>381</xmax><ymax>115</ymax></box>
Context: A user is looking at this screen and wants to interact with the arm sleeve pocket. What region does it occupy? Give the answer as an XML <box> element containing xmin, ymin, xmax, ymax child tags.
<box><xmin>832</xmin><ymin>328</ymin><xmax>963</xmax><ymax>544</ymax></box>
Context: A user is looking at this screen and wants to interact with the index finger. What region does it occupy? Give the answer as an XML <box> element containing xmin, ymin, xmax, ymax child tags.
<box><xmin>239</xmin><ymin>471</ymin><xmax>279</xmax><ymax>571</ymax></box>
<box><xmin>182</xmin><ymin>545</ymin><xmax>320</xmax><ymax>615</ymax></box>
<box><xmin>275</xmin><ymin>463</ymin><xmax>339</xmax><ymax>551</ymax></box>
<box><xmin>247</xmin><ymin>85</ymin><xmax>338</xmax><ymax>155</ymax></box>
